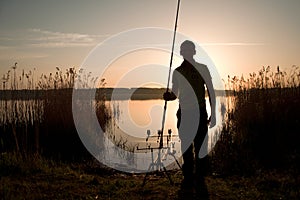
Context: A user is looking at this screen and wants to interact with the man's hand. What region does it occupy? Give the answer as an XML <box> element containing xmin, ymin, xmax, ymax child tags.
<box><xmin>163</xmin><ymin>91</ymin><xmax>177</xmax><ymax>101</ymax></box>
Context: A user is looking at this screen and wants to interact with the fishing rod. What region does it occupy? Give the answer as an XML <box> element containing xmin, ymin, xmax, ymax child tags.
<box><xmin>136</xmin><ymin>2</ymin><xmax>182</xmax><ymax>185</ymax></box>
<box><xmin>159</xmin><ymin>0</ymin><xmax>181</xmax><ymax>149</ymax></box>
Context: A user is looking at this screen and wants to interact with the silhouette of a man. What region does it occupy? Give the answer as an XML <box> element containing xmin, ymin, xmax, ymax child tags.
<box><xmin>164</xmin><ymin>40</ymin><xmax>216</xmax><ymax>195</ymax></box>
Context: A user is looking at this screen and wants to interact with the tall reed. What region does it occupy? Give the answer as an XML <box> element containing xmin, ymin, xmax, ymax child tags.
<box><xmin>0</xmin><ymin>66</ymin><xmax>109</xmax><ymax>161</ymax></box>
<box><xmin>211</xmin><ymin>65</ymin><xmax>300</xmax><ymax>175</ymax></box>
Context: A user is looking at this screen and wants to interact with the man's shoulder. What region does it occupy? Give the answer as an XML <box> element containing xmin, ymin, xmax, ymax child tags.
<box><xmin>174</xmin><ymin>61</ymin><xmax>209</xmax><ymax>73</ymax></box>
<box><xmin>194</xmin><ymin>63</ymin><xmax>212</xmax><ymax>80</ymax></box>
<box><xmin>174</xmin><ymin>65</ymin><xmax>184</xmax><ymax>73</ymax></box>
<box><xmin>195</xmin><ymin>62</ymin><xmax>208</xmax><ymax>68</ymax></box>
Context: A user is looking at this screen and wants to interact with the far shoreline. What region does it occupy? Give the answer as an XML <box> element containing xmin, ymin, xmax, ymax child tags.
<box><xmin>0</xmin><ymin>87</ymin><xmax>232</xmax><ymax>101</ymax></box>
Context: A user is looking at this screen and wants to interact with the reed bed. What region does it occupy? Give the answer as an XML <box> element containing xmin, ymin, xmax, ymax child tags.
<box><xmin>211</xmin><ymin>65</ymin><xmax>300</xmax><ymax>175</ymax></box>
<box><xmin>0</xmin><ymin>66</ymin><xmax>109</xmax><ymax>161</ymax></box>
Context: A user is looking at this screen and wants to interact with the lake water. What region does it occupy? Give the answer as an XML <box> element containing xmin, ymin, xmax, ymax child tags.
<box><xmin>99</xmin><ymin>97</ymin><xmax>226</xmax><ymax>173</ymax></box>
<box><xmin>0</xmin><ymin>95</ymin><xmax>227</xmax><ymax>173</ymax></box>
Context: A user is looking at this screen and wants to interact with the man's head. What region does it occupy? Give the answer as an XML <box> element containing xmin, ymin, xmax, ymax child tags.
<box><xmin>180</xmin><ymin>40</ymin><xmax>196</xmax><ymax>60</ymax></box>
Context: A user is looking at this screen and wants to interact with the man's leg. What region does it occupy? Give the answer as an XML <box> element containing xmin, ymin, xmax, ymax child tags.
<box><xmin>194</xmin><ymin>133</ymin><xmax>209</xmax><ymax>179</ymax></box>
<box><xmin>177</xmin><ymin>107</ymin><xmax>200</xmax><ymax>191</ymax></box>
<box><xmin>194</xmin><ymin>110</ymin><xmax>209</xmax><ymax>197</ymax></box>
<box><xmin>194</xmin><ymin>109</ymin><xmax>209</xmax><ymax>179</ymax></box>
<box><xmin>181</xmin><ymin>142</ymin><xmax>194</xmax><ymax>188</ymax></box>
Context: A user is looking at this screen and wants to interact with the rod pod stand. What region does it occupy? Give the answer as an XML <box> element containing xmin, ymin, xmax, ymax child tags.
<box><xmin>136</xmin><ymin>129</ymin><xmax>180</xmax><ymax>187</ymax></box>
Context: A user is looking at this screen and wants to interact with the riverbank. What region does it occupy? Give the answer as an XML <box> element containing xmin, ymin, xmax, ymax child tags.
<box><xmin>1</xmin><ymin>155</ymin><xmax>299</xmax><ymax>199</ymax></box>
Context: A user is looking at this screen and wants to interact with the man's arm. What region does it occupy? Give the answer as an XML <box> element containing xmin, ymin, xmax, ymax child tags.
<box><xmin>163</xmin><ymin>70</ymin><xmax>179</xmax><ymax>101</ymax></box>
<box><xmin>204</xmin><ymin>71</ymin><xmax>216</xmax><ymax>128</ymax></box>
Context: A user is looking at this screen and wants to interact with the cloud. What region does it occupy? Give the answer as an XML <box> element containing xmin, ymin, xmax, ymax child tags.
<box><xmin>0</xmin><ymin>45</ymin><xmax>12</xmax><ymax>50</ymax></box>
<box><xmin>0</xmin><ymin>29</ymin><xmax>110</xmax><ymax>48</ymax></box>
<box><xmin>0</xmin><ymin>50</ymin><xmax>49</xmax><ymax>61</ymax></box>
<box><xmin>27</xmin><ymin>28</ymin><xmax>110</xmax><ymax>48</ymax></box>
<box><xmin>200</xmin><ymin>42</ymin><xmax>265</xmax><ymax>46</ymax></box>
